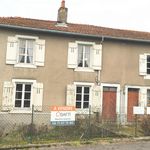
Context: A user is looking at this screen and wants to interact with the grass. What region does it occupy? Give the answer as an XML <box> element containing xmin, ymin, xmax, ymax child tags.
<box><xmin>0</xmin><ymin>122</ymin><xmax>146</xmax><ymax>148</ymax></box>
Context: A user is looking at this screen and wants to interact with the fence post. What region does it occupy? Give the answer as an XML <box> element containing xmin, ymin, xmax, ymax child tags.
<box><xmin>88</xmin><ymin>105</ymin><xmax>91</xmax><ymax>139</ymax></box>
<box><xmin>30</xmin><ymin>104</ymin><xmax>34</xmax><ymax>143</ymax></box>
<box><xmin>134</xmin><ymin>114</ymin><xmax>138</xmax><ymax>137</ymax></box>
<box><xmin>31</xmin><ymin>104</ymin><xmax>34</xmax><ymax>125</ymax></box>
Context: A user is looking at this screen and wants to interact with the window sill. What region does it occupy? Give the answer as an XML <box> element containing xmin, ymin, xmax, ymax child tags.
<box><xmin>14</xmin><ymin>64</ymin><xmax>37</xmax><ymax>69</ymax></box>
<box><xmin>9</xmin><ymin>107</ymin><xmax>32</xmax><ymax>114</ymax></box>
<box><xmin>147</xmin><ymin>107</ymin><xmax>150</xmax><ymax>114</ymax></box>
<box><xmin>144</xmin><ymin>75</ymin><xmax>150</xmax><ymax>79</ymax></box>
<box><xmin>74</xmin><ymin>67</ymin><xmax>94</xmax><ymax>72</ymax></box>
<box><xmin>76</xmin><ymin>108</ymin><xmax>90</xmax><ymax>114</ymax></box>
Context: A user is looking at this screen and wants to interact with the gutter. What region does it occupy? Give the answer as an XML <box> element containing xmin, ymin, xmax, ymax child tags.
<box><xmin>1</xmin><ymin>24</ymin><xmax>150</xmax><ymax>43</ymax></box>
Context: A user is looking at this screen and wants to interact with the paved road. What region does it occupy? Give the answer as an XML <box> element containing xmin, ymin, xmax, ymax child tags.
<box><xmin>29</xmin><ymin>141</ymin><xmax>150</xmax><ymax>150</ymax></box>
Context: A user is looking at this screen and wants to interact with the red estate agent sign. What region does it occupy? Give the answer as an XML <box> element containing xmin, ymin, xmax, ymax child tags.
<box><xmin>50</xmin><ymin>106</ymin><xmax>76</xmax><ymax>126</ymax></box>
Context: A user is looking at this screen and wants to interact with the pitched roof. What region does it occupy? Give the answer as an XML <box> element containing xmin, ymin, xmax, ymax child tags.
<box><xmin>0</xmin><ymin>17</ymin><xmax>150</xmax><ymax>41</ymax></box>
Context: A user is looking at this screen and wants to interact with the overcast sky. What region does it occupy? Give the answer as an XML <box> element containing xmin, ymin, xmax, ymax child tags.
<box><xmin>0</xmin><ymin>0</ymin><xmax>150</xmax><ymax>32</ymax></box>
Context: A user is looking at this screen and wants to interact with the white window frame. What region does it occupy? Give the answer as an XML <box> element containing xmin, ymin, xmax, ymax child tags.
<box><xmin>18</xmin><ymin>39</ymin><xmax>34</xmax><ymax>63</ymax></box>
<box><xmin>12</xmin><ymin>79</ymin><xmax>36</xmax><ymax>112</ymax></box>
<box><xmin>139</xmin><ymin>53</ymin><xmax>150</xmax><ymax>79</ymax></box>
<box><xmin>75</xmin><ymin>41</ymin><xmax>95</xmax><ymax>72</ymax></box>
<box><xmin>74</xmin><ymin>82</ymin><xmax>94</xmax><ymax>113</ymax></box>
<box><xmin>144</xmin><ymin>53</ymin><xmax>150</xmax><ymax>79</ymax></box>
<box><xmin>14</xmin><ymin>35</ymin><xmax>38</xmax><ymax>68</ymax></box>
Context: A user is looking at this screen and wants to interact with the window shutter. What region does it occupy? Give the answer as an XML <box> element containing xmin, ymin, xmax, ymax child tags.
<box><xmin>35</xmin><ymin>39</ymin><xmax>45</xmax><ymax>66</ymax></box>
<box><xmin>92</xmin><ymin>44</ymin><xmax>102</xmax><ymax>70</ymax></box>
<box><xmin>139</xmin><ymin>54</ymin><xmax>147</xmax><ymax>76</ymax></box>
<box><xmin>92</xmin><ymin>85</ymin><xmax>101</xmax><ymax>112</ymax></box>
<box><xmin>33</xmin><ymin>82</ymin><xmax>43</xmax><ymax>111</ymax></box>
<box><xmin>139</xmin><ymin>88</ymin><xmax>147</xmax><ymax>107</ymax></box>
<box><xmin>6</xmin><ymin>36</ymin><xmax>18</xmax><ymax>64</ymax></box>
<box><xmin>67</xmin><ymin>42</ymin><xmax>78</xmax><ymax>69</ymax></box>
<box><xmin>66</xmin><ymin>84</ymin><xmax>76</xmax><ymax>106</ymax></box>
<box><xmin>2</xmin><ymin>81</ymin><xmax>13</xmax><ymax>111</ymax></box>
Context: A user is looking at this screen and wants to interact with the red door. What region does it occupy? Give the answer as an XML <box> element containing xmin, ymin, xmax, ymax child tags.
<box><xmin>102</xmin><ymin>87</ymin><xmax>117</xmax><ymax>121</ymax></box>
<box><xmin>127</xmin><ymin>88</ymin><xmax>139</xmax><ymax>122</ymax></box>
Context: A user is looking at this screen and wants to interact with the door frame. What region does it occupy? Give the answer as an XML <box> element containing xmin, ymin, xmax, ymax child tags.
<box><xmin>125</xmin><ymin>85</ymin><xmax>142</xmax><ymax>123</ymax></box>
<box><xmin>101</xmin><ymin>83</ymin><xmax>120</xmax><ymax>119</ymax></box>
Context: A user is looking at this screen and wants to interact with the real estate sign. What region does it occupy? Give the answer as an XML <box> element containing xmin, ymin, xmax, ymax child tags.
<box><xmin>50</xmin><ymin>106</ymin><xmax>76</xmax><ymax>126</ymax></box>
<box><xmin>133</xmin><ymin>106</ymin><xmax>145</xmax><ymax>115</ymax></box>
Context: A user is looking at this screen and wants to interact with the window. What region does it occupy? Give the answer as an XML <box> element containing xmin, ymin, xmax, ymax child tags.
<box><xmin>6</xmin><ymin>35</ymin><xmax>45</xmax><ymax>68</ymax></box>
<box><xmin>147</xmin><ymin>89</ymin><xmax>150</xmax><ymax>106</ymax></box>
<box><xmin>2</xmin><ymin>80</ymin><xmax>43</xmax><ymax>112</ymax></box>
<box><xmin>76</xmin><ymin>86</ymin><xmax>90</xmax><ymax>109</ymax></box>
<box><xmin>147</xmin><ymin>55</ymin><xmax>150</xmax><ymax>74</ymax></box>
<box><xmin>78</xmin><ymin>44</ymin><xmax>91</xmax><ymax>68</ymax></box>
<box><xmin>15</xmin><ymin>83</ymin><xmax>32</xmax><ymax>108</ymax></box>
<box><xmin>66</xmin><ymin>83</ymin><xmax>101</xmax><ymax>113</ymax></box>
<box><xmin>18</xmin><ymin>39</ymin><xmax>34</xmax><ymax>64</ymax></box>
<box><xmin>67</xmin><ymin>41</ymin><xmax>102</xmax><ymax>71</ymax></box>
<box><xmin>139</xmin><ymin>54</ymin><xmax>150</xmax><ymax>78</ymax></box>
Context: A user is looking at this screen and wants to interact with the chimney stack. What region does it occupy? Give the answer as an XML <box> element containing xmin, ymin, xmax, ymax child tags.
<box><xmin>57</xmin><ymin>0</ymin><xmax>68</xmax><ymax>24</ymax></box>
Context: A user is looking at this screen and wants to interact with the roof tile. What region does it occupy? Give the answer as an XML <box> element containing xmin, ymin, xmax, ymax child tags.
<box><xmin>0</xmin><ymin>17</ymin><xmax>150</xmax><ymax>40</ymax></box>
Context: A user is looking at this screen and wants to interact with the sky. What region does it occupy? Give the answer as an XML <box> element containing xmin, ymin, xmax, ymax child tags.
<box><xmin>0</xmin><ymin>0</ymin><xmax>150</xmax><ymax>32</ymax></box>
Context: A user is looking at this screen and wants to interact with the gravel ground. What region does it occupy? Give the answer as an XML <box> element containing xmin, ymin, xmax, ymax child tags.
<box><xmin>28</xmin><ymin>141</ymin><xmax>150</xmax><ymax>150</ymax></box>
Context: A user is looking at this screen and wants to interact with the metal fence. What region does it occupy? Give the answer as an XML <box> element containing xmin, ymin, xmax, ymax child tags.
<box><xmin>0</xmin><ymin>105</ymin><xmax>150</xmax><ymax>147</ymax></box>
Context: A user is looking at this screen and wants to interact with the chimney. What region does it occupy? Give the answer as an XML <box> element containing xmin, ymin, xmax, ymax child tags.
<box><xmin>57</xmin><ymin>0</ymin><xmax>68</xmax><ymax>24</ymax></box>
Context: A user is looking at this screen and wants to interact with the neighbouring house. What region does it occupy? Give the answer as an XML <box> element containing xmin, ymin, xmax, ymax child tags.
<box><xmin>1</xmin><ymin>0</ymin><xmax>150</xmax><ymax>123</ymax></box>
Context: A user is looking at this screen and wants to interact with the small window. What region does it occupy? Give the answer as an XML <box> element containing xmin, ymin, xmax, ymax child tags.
<box><xmin>147</xmin><ymin>89</ymin><xmax>150</xmax><ymax>106</ymax></box>
<box><xmin>103</xmin><ymin>86</ymin><xmax>117</xmax><ymax>92</ymax></box>
<box><xmin>76</xmin><ymin>86</ymin><xmax>90</xmax><ymax>109</ymax></box>
<box><xmin>15</xmin><ymin>83</ymin><xmax>32</xmax><ymax>108</ymax></box>
<box><xmin>128</xmin><ymin>88</ymin><xmax>139</xmax><ymax>92</ymax></box>
<box><xmin>78</xmin><ymin>44</ymin><xmax>91</xmax><ymax>68</ymax></box>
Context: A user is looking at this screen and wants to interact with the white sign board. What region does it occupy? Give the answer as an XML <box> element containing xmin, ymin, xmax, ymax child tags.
<box><xmin>133</xmin><ymin>106</ymin><xmax>145</xmax><ymax>115</ymax></box>
<box><xmin>147</xmin><ymin>107</ymin><xmax>150</xmax><ymax>114</ymax></box>
<box><xmin>50</xmin><ymin>106</ymin><xmax>76</xmax><ymax>126</ymax></box>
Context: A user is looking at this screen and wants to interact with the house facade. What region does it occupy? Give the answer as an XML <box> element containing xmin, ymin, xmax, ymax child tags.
<box><xmin>1</xmin><ymin>1</ymin><xmax>150</xmax><ymax>123</ymax></box>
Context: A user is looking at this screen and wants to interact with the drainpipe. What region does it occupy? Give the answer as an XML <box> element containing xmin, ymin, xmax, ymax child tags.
<box><xmin>96</xmin><ymin>36</ymin><xmax>104</xmax><ymax>85</ymax></box>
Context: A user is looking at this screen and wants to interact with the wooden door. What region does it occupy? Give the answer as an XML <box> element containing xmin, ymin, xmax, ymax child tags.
<box><xmin>127</xmin><ymin>88</ymin><xmax>139</xmax><ymax>122</ymax></box>
<box><xmin>102</xmin><ymin>87</ymin><xmax>117</xmax><ymax>121</ymax></box>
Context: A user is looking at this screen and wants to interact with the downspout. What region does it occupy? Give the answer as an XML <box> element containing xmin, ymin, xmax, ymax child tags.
<box><xmin>96</xmin><ymin>36</ymin><xmax>104</xmax><ymax>85</ymax></box>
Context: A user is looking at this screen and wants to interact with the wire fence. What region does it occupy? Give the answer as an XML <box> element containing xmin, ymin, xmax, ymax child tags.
<box><xmin>0</xmin><ymin>105</ymin><xmax>150</xmax><ymax>147</ymax></box>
